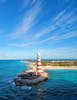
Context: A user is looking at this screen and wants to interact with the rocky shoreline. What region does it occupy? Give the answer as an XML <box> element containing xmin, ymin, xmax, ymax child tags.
<box><xmin>14</xmin><ymin>71</ymin><xmax>48</xmax><ymax>86</ymax></box>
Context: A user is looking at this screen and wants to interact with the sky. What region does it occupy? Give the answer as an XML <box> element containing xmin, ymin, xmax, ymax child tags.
<box><xmin>0</xmin><ymin>0</ymin><xmax>77</xmax><ymax>59</ymax></box>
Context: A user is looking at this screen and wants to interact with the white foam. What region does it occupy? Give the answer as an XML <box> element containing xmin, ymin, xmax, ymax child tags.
<box><xmin>8</xmin><ymin>80</ymin><xmax>16</xmax><ymax>87</ymax></box>
<box><xmin>8</xmin><ymin>80</ymin><xmax>32</xmax><ymax>90</ymax></box>
<box><xmin>21</xmin><ymin>86</ymin><xmax>32</xmax><ymax>90</ymax></box>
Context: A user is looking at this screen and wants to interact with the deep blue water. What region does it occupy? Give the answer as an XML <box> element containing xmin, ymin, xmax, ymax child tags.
<box><xmin>0</xmin><ymin>60</ymin><xmax>77</xmax><ymax>100</ymax></box>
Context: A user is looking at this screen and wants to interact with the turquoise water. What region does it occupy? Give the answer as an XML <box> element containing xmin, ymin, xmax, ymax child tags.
<box><xmin>0</xmin><ymin>60</ymin><xmax>77</xmax><ymax>100</ymax></box>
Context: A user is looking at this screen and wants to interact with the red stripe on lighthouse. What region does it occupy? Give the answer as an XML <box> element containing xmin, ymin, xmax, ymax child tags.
<box><xmin>36</xmin><ymin>53</ymin><xmax>43</xmax><ymax>75</ymax></box>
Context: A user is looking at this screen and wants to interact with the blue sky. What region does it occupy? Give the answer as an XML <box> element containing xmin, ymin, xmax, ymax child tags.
<box><xmin>0</xmin><ymin>0</ymin><xmax>77</xmax><ymax>59</ymax></box>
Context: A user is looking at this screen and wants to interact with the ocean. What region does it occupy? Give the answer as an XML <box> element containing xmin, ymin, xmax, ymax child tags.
<box><xmin>0</xmin><ymin>60</ymin><xmax>77</xmax><ymax>100</ymax></box>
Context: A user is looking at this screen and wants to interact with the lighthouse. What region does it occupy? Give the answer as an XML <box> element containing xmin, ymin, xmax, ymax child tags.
<box><xmin>14</xmin><ymin>52</ymin><xmax>48</xmax><ymax>86</ymax></box>
<box><xmin>36</xmin><ymin>53</ymin><xmax>43</xmax><ymax>75</ymax></box>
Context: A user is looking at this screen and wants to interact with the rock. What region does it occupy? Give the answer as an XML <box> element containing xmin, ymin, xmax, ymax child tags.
<box><xmin>14</xmin><ymin>71</ymin><xmax>48</xmax><ymax>86</ymax></box>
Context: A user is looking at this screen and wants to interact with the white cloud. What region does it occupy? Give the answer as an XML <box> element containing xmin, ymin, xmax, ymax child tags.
<box><xmin>20</xmin><ymin>0</ymin><xmax>38</xmax><ymax>11</ymax></box>
<box><xmin>38</xmin><ymin>47</ymin><xmax>77</xmax><ymax>59</ymax></box>
<box><xmin>33</xmin><ymin>25</ymin><xmax>56</xmax><ymax>40</ymax></box>
<box><xmin>33</xmin><ymin>5</ymin><xmax>76</xmax><ymax>40</ymax></box>
<box><xmin>8</xmin><ymin>41</ymin><xmax>36</xmax><ymax>47</ymax></box>
<box><xmin>9</xmin><ymin>1</ymin><xmax>77</xmax><ymax>48</ymax></box>
<box><xmin>0</xmin><ymin>46</ymin><xmax>77</xmax><ymax>59</ymax></box>
<box><xmin>8</xmin><ymin>29</ymin><xmax>77</xmax><ymax>48</ymax></box>
<box><xmin>10</xmin><ymin>0</ymin><xmax>43</xmax><ymax>39</ymax></box>
<box><xmin>40</xmin><ymin>30</ymin><xmax>77</xmax><ymax>43</ymax></box>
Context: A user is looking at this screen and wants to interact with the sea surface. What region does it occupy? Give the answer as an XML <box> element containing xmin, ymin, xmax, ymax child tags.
<box><xmin>0</xmin><ymin>60</ymin><xmax>77</xmax><ymax>100</ymax></box>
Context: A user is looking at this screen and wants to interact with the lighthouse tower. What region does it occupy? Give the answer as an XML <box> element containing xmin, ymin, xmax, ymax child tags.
<box><xmin>36</xmin><ymin>53</ymin><xmax>43</xmax><ymax>75</ymax></box>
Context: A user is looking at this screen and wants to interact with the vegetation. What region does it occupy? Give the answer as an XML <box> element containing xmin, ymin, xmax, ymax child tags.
<box><xmin>41</xmin><ymin>61</ymin><xmax>77</xmax><ymax>66</ymax></box>
<box><xmin>23</xmin><ymin>60</ymin><xmax>77</xmax><ymax>66</ymax></box>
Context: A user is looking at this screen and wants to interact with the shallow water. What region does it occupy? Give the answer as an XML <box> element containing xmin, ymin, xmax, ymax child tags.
<box><xmin>0</xmin><ymin>60</ymin><xmax>77</xmax><ymax>100</ymax></box>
